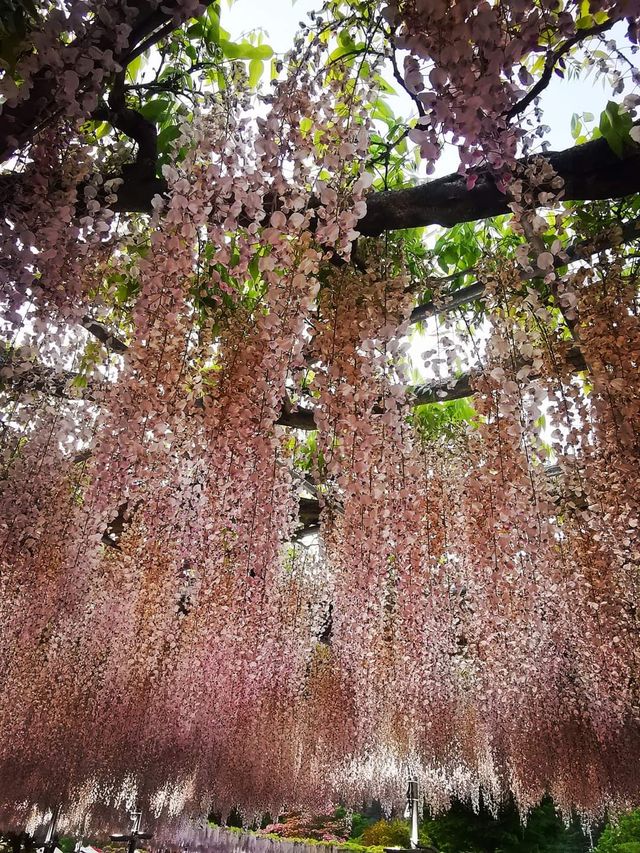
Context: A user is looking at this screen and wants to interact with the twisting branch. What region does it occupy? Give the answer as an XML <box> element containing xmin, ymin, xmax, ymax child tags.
<box><xmin>505</xmin><ymin>19</ymin><xmax>616</xmax><ymax>121</ymax></box>
<box><xmin>274</xmin><ymin>344</ymin><xmax>588</xmax><ymax>431</ymax></box>
<box><xmin>0</xmin><ymin>349</ymin><xmax>85</xmax><ymax>400</ymax></box>
<box><xmin>82</xmin><ymin>316</ymin><xmax>128</xmax><ymax>353</ymax></box>
<box><xmin>92</xmin><ymin>104</ymin><xmax>158</xmax><ymax>175</ymax></box>
<box><xmin>0</xmin><ymin>0</ymin><xmax>215</xmax><ymax>163</ymax></box>
<box><xmin>384</xmin><ymin>26</ymin><xmax>426</xmax><ymax>119</ymax></box>
<box><xmin>411</xmin><ymin>345</ymin><xmax>586</xmax><ymax>406</ymax></box>
<box><xmin>409</xmin><ymin>217</ymin><xmax>640</xmax><ymax>324</ymax></box>
<box><xmin>0</xmin><ymin>341</ymin><xmax>588</xmax><ymax>432</ymax></box>
<box><xmin>295</xmin><ymin>455</ymin><xmax>591</xmax><ymax>539</ymax></box>
<box><xmin>124</xmin><ymin>19</ymin><xmax>179</xmax><ymax>66</ymax></box>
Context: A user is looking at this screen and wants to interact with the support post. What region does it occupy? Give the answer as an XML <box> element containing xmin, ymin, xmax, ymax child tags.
<box><xmin>110</xmin><ymin>809</ymin><xmax>153</xmax><ymax>853</ymax></box>
<box><xmin>128</xmin><ymin>812</ymin><xmax>141</xmax><ymax>853</ymax></box>
<box><xmin>74</xmin><ymin>814</ymin><xmax>88</xmax><ymax>853</ymax></box>
<box><xmin>408</xmin><ymin>778</ymin><xmax>419</xmax><ymax>850</ymax></box>
<box><xmin>42</xmin><ymin>806</ymin><xmax>61</xmax><ymax>853</ymax></box>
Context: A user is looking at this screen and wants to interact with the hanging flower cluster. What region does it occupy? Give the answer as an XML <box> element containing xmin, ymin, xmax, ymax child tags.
<box><xmin>0</xmin><ymin>0</ymin><xmax>639</xmax><ymax>838</ymax></box>
<box><xmin>385</xmin><ymin>0</ymin><xmax>640</xmax><ymax>176</ymax></box>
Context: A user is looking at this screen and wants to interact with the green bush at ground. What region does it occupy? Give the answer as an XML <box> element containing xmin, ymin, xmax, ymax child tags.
<box><xmin>419</xmin><ymin>798</ymin><xmax>589</xmax><ymax>853</ymax></box>
<box><xmin>359</xmin><ymin>819</ymin><xmax>411</xmax><ymax>848</ymax></box>
<box><xmin>350</xmin><ymin>798</ymin><xmax>591</xmax><ymax>853</ymax></box>
<box><xmin>594</xmin><ymin>811</ymin><xmax>640</xmax><ymax>853</ymax></box>
<box><xmin>213</xmin><ymin>798</ymin><xmax>605</xmax><ymax>853</ymax></box>
<box><xmin>350</xmin><ymin>814</ymin><xmax>376</xmax><ymax>841</ymax></box>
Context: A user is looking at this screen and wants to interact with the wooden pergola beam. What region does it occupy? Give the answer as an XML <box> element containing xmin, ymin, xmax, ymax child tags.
<box><xmin>1</xmin><ymin>345</ymin><xmax>587</xmax><ymax>432</ymax></box>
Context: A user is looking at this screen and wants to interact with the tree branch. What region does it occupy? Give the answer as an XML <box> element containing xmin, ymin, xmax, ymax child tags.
<box><xmin>2</xmin><ymin>132</ymin><xmax>639</xmax><ymax>242</ymax></box>
<box><xmin>92</xmin><ymin>103</ymin><xmax>158</xmax><ymax>175</ymax></box>
<box><xmin>0</xmin><ymin>349</ymin><xmax>86</xmax><ymax>400</ymax></box>
<box><xmin>273</xmin><ymin>345</ymin><xmax>587</xmax><ymax>431</ymax></box>
<box><xmin>387</xmin><ymin>30</ymin><xmax>426</xmax><ymax>119</ymax></box>
<box><xmin>0</xmin><ymin>342</ymin><xmax>587</xmax><ymax>433</ymax></box>
<box><xmin>409</xmin><ymin>216</ymin><xmax>640</xmax><ymax>324</ymax></box>
<box><xmin>505</xmin><ymin>20</ymin><xmax>616</xmax><ymax>122</ymax></box>
<box><xmin>99</xmin><ymin>134</ymin><xmax>640</xmax><ymax>236</ymax></box>
<box><xmin>295</xmin><ymin>453</ymin><xmax>590</xmax><ymax>539</ymax></box>
<box><xmin>358</xmin><ymin>135</ymin><xmax>640</xmax><ymax>235</ymax></box>
<box><xmin>0</xmin><ymin>0</ymin><xmax>214</xmax><ymax>163</ymax></box>
<box><xmin>124</xmin><ymin>19</ymin><xmax>179</xmax><ymax>66</ymax></box>
<box><xmin>8</xmin><ymin>215</ymin><xmax>630</xmax><ymax>433</ymax></box>
<box><xmin>82</xmin><ymin>316</ymin><xmax>128</xmax><ymax>353</ymax></box>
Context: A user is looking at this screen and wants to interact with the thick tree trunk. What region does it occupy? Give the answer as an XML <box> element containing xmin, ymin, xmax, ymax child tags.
<box><xmin>358</xmin><ymin>137</ymin><xmax>640</xmax><ymax>235</ymax></box>
<box><xmin>0</xmin><ymin>1</ymin><xmax>214</xmax><ymax>162</ymax></box>
<box><xmin>105</xmin><ymin>135</ymin><xmax>640</xmax><ymax>234</ymax></box>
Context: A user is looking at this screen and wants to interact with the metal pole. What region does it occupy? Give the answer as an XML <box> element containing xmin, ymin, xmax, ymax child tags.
<box><xmin>128</xmin><ymin>812</ymin><xmax>142</xmax><ymax>853</ymax></box>
<box><xmin>74</xmin><ymin>814</ymin><xmax>87</xmax><ymax>853</ymax></box>
<box><xmin>409</xmin><ymin>779</ymin><xmax>419</xmax><ymax>850</ymax></box>
<box><xmin>43</xmin><ymin>806</ymin><xmax>61</xmax><ymax>853</ymax></box>
<box><xmin>110</xmin><ymin>807</ymin><xmax>152</xmax><ymax>853</ymax></box>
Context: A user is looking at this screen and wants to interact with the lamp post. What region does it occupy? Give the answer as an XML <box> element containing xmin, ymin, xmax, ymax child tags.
<box><xmin>73</xmin><ymin>813</ymin><xmax>88</xmax><ymax>853</ymax></box>
<box><xmin>384</xmin><ymin>778</ymin><xmax>437</xmax><ymax>853</ymax></box>
<box><xmin>110</xmin><ymin>810</ymin><xmax>153</xmax><ymax>853</ymax></box>
<box><xmin>407</xmin><ymin>778</ymin><xmax>419</xmax><ymax>850</ymax></box>
<box><xmin>42</xmin><ymin>806</ymin><xmax>61</xmax><ymax>853</ymax></box>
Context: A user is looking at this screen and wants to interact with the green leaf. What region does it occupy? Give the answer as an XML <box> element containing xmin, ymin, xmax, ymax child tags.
<box><xmin>97</xmin><ymin>121</ymin><xmax>112</xmax><ymax>139</ymax></box>
<box><xmin>158</xmin><ymin>65</ymin><xmax>182</xmax><ymax>82</ymax></box>
<box><xmin>125</xmin><ymin>53</ymin><xmax>143</xmax><ymax>82</ymax></box>
<box><xmin>140</xmin><ymin>99</ymin><xmax>171</xmax><ymax>122</ymax></box>
<box><xmin>338</xmin><ymin>29</ymin><xmax>355</xmax><ymax>48</ymax></box>
<box><xmin>248</xmin><ymin>57</ymin><xmax>264</xmax><ymax>88</ymax></box>
<box><xmin>220</xmin><ymin>39</ymin><xmax>242</xmax><ymax>58</ymax></box>
<box><xmin>328</xmin><ymin>44</ymin><xmax>356</xmax><ymax>64</ymax></box>
<box><xmin>157</xmin><ymin>124</ymin><xmax>181</xmax><ymax>153</ymax></box>
<box><xmin>374</xmin><ymin>73</ymin><xmax>397</xmax><ymax>96</ymax></box>
<box><xmin>371</xmin><ymin>98</ymin><xmax>395</xmax><ymax>123</ymax></box>
<box><xmin>187</xmin><ymin>21</ymin><xmax>205</xmax><ymax>38</ymax></box>
<box><xmin>599</xmin><ymin>101</ymin><xmax>633</xmax><ymax>158</ymax></box>
<box><xmin>220</xmin><ymin>39</ymin><xmax>273</xmax><ymax>60</ymax></box>
<box><xmin>570</xmin><ymin>113</ymin><xmax>582</xmax><ymax>140</ymax></box>
<box><xmin>207</xmin><ymin>5</ymin><xmax>220</xmax><ymax>44</ymax></box>
<box><xmin>250</xmin><ymin>44</ymin><xmax>273</xmax><ymax>60</ymax></box>
<box><xmin>575</xmin><ymin>14</ymin><xmax>594</xmax><ymax>28</ymax></box>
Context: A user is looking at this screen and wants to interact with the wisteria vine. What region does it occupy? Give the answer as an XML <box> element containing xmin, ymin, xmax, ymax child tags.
<box><xmin>0</xmin><ymin>0</ymin><xmax>639</xmax><ymax>836</ymax></box>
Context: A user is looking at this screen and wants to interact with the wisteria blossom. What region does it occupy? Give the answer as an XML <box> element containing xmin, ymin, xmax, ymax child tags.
<box><xmin>0</xmin><ymin>0</ymin><xmax>639</xmax><ymax>835</ymax></box>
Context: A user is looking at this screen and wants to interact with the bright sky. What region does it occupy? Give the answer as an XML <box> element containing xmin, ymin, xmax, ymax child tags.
<box><xmin>223</xmin><ymin>0</ymin><xmax>317</xmax><ymax>55</ymax></box>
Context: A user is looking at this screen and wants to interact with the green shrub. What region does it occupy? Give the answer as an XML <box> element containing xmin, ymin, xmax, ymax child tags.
<box><xmin>359</xmin><ymin>820</ymin><xmax>410</xmax><ymax>849</ymax></box>
<box><xmin>350</xmin><ymin>814</ymin><xmax>376</xmax><ymax>840</ymax></box>
<box><xmin>595</xmin><ymin>811</ymin><xmax>640</xmax><ymax>853</ymax></box>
